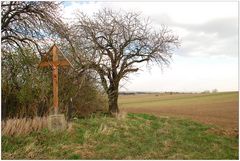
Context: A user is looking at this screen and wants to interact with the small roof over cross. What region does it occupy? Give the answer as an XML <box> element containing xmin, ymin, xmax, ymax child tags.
<box><xmin>38</xmin><ymin>44</ymin><xmax>73</xmax><ymax>114</ymax></box>
<box><xmin>38</xmin><ymin>44</ymin><xmax>73</xmax><ymax>68</ymax></box>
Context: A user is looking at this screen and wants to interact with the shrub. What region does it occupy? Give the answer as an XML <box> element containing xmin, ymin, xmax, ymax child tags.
<box><xmin>2</xmin><ymin>48</ymin><xmax>108</xmax><ymax>119</ymax></box>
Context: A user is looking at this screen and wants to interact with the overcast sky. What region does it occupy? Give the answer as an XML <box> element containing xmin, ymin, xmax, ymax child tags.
<box><xmin>62</xmin><ymin>1</ymin><xmax>238</xmax><ymax>92</ymax></box>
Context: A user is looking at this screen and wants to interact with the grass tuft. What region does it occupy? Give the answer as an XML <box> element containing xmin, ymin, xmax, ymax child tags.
<box><xmin>2</xmin><ymin>117</ymin><xmax>48</xmax><ymax>136</ymax></box>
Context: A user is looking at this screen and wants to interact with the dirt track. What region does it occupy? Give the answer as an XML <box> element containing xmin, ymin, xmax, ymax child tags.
<box><xmin>119</xmin><ymin>92</ymin><xmax>239</xmax><ymax>134</ymax></box>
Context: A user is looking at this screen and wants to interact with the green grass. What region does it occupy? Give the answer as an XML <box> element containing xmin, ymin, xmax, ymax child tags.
<box><xmin>2</xmin><ymin>113</ymin><xmax>238</xmax><ymax>159</ymax></box>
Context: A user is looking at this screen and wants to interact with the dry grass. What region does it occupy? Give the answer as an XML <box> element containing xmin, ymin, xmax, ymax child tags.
<box><xmin>67</xmin><ymin>122</ymin><xmax>74</xmax><ymax>133</ymax></box>
<box><xmin>98</xmin><ymin>122</ymin><xmax>117</xmax><ymax>135</ymax></box>
<box><xmin>116</xmin><ymin>111</ymin><xmax>127</xmax><ymax>120</ymax></box>
<box><xmin>2</xmin><ymin>117</ymin><xmax>48</xmax><ymax>136</ymax></box>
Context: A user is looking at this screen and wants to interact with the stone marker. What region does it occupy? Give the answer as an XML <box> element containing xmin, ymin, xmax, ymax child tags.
<box><xmin>48</xmin><ymin>114</ymin><xmax>67</xmax><ymax>132</ymax></box>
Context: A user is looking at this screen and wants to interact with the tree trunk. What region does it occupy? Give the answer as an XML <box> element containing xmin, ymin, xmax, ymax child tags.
<box><xmin>108</xmin><ymin>87</ymin><xmax>119</xmax><ymax>115</ymax></box>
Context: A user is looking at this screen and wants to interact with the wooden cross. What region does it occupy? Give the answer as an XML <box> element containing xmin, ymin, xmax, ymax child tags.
<box><xmin>38</xmin><ymin>44</ymin><xmax>72</xmax><ymax>114</ymax></box>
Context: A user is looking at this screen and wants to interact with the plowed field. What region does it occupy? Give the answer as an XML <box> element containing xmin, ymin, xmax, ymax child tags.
<box><xmin>119</xmin><ymin>92</ymin><xmax>238</xmax><ymax>134</ymax></box>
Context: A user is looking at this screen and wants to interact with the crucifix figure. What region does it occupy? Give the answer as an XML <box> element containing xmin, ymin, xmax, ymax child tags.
<box><xmin>38</xmin><ymin>44</ymin><xmax>72</xmax><ymax>114</ymax></box>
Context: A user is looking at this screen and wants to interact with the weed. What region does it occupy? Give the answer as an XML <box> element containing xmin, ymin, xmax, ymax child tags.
<box><xmin>68</xmin><ymin>154</ymin><xmax>81</xmax><ymax>159</ymax></box>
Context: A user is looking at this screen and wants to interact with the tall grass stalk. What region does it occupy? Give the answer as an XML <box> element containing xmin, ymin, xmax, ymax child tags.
<box><xmin>2</xmin><ymin>117</ymin><xmax>48</xmax><ymax>136</ymax></box>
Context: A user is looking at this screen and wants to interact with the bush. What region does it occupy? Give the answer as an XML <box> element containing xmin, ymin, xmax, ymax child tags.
<box><xmin>2</xmin><ymin>48</ymin><xmax>107</xmax><ymax>119</ymax></box>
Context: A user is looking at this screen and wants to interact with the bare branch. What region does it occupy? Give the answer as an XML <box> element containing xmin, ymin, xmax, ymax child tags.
<box><xmin>1</xmin><ymin>1</ymin><xmax>65</xmax><ymax>54</ymax></box>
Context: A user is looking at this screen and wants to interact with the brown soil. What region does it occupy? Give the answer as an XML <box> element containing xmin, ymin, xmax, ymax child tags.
<box><xmin>122</xmin><ymin>100</ymin><xmax>239</xmax><ymax>136</ymax></box>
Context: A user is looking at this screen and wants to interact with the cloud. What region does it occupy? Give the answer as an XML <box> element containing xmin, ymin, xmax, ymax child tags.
<box><xmin>62</xmin><ymin>1</ymin><xmax>238</xmax><ymax>58</ymax></box>
<box><xmin>148</xmin><ymin>12</ymin><xmax>238</xmax><ymax>57</ymax></box>
<box><xmin>177</xmin><ymin>17</ymin><xmax>238</xmax><ymax>57</ymax></box>
<box><xmin>62</xmin><ymin>1</ymin><xmax>102</xmax><ymax>21</ymax></box>
<box><xmin>177</xmin><ymin>17</ymin><xmax>238</xmax><ymax>41</ymax></box>
<box><xmin>151</xmin><ymin>15</ymin><xmax>238</xmax><ymax>57</ymax></box>
<box><xmin>189</xmin><ymin>18</ymin><xmax>238</xmax><ymax>38</ymax></box>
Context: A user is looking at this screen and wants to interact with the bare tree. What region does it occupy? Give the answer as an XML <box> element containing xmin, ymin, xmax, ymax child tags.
<box><xmin>71</xmin><ymin>9</ymin><xmax>180</xmax><ymax>115</ymax></box>
<box><xmin>1</xmin><ymin>1</ymin><xmax>66</xmax><ymax>55</ymax></box>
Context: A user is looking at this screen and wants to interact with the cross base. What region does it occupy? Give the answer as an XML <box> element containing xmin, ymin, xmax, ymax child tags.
<box><xmin>48</xmin><ymin>114</ymin><xmax>67</xmax><ymax>131</ymax></box>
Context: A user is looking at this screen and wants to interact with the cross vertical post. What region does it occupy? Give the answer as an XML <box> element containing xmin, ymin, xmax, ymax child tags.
<box><xmin>52</xmin><ymin>45</ymin><xmax>59</xmax><ymax>114</ymax></box>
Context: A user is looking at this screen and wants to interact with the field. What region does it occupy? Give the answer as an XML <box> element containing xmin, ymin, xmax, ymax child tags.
<box><xmin>119</xmin><ymin>92</ymin><xmax>239</xmax><ymax>135</ymax></box>
<box><xmin>2</xmin><ymin>113</ymin><xmax>238</xmax><ymax>159</ymax></box>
